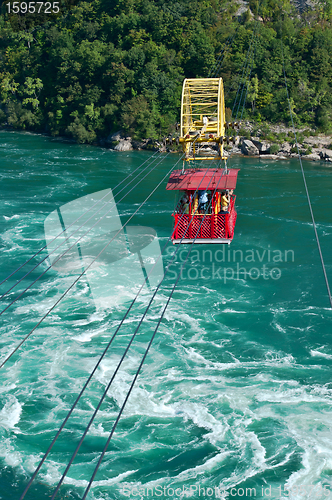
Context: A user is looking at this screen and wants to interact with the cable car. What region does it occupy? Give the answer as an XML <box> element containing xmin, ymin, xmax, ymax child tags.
<box><xmin>166</xmin><ymin>78</ymin><xmax>239</xmax><ymax>244</ymax></box>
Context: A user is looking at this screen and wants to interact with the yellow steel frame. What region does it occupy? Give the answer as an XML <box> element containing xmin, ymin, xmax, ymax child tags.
<box><xmin>180</xmin><ymin>78</ymin><xmax>226</xmax><ymax>162</ymax></box>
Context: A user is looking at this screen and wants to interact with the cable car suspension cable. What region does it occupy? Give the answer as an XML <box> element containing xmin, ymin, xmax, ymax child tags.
<box><xmin>231</xmin><ymin>21</ymin><xmax>258</xmax><ymax>118</ymax></box>
<box><xmin>48</xmin><ymin>162</ymin><xmax>221</xmax><ymax>499</ymax></box>
<box><xmin>20</xmin><ymin>156</ymin><xmax>220</xmax><ymax>499</ymax></box>
<box><xmin>209</xmin><ymin>26</ymin><xmax>239</xmax><ymax>79</ymax></box>
<box><xmin>80</xmin><ymin>166</ymin><xmax>231</xmax><ymax>500</ymax></box>
<box><xmin>281</xmin><ymin>34</ymin><xmax>332</xmax><ymax>309</ymax></box>
<box><xmin>240</xmin><ymin>27</ymin><xmax>259</xmax><ymax>121</ymax></box>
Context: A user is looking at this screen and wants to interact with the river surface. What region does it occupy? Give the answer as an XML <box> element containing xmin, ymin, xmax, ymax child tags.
<box><xmin>0</xmin><ymin>130</ymin><xmax>332</xmax><ymax>500</ymax></box>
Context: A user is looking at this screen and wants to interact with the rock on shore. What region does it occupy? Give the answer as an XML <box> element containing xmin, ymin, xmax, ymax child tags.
<box><xmin>241</xmin><ymin>139</ymin><xmax>259</xmax><ymax>156</ymax></box>
<box><xmin>106</xmin><ymin>131</ymin><xmax>133</xmax><ymax>151</ymax></box>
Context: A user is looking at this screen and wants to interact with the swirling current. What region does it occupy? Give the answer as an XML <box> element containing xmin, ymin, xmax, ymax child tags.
<box><xmin>0</xmin><ymin>130</ymin><xmax>332</xmax><ymax>500</ymax></box>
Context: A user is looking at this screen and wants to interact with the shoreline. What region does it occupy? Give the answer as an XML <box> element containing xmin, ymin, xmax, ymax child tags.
<box><xmin>2</xmin><ymin>124</ymin><xmax>332</xmax><ymax>163</ymax></box>
<box><xmin>103</xmin><ymin>122</ymin><xmax>332</xmax><ymax>163</ymax></box>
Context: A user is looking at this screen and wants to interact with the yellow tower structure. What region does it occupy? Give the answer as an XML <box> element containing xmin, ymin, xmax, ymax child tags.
<box><xmin>179</xmin><ymin>78</ymin><xmax>226</xmax><ymax>164</ymax></box>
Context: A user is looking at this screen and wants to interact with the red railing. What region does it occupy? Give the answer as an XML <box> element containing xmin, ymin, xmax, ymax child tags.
<box><xmin>172</xmin><ymin>196</ymin><xmax>237</xmax><ymax>241</ymax></box>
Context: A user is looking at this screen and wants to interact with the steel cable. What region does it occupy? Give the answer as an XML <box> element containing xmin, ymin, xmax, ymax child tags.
<box><xmin>48</xmin><ymin>160</ymin><xmax>221</xmax><ymax>499</ymax></box>
<box><xmin>0</xmin><ymin>151</ymin><xmax>164</xmax><ymax>302</ymax></box>
<box><xmin>280</xmin><ymin>33</ymin><xmax>332</xmax><ymax>308</ymax></box>
<box><xmin>80</xmin><ymin>165</ymin><xmax>231</xmax><ymax>500</ymax></box>
<box><xmin>208</xmin><ymin>26</ymin><xmax>239</xmax><ymax>78</ymax></box>
<box><xmin>19</xmin><ymin>154</ymin><xmax>220</xmax><ymax>499</ymax></box>
<box><xmin>234</xmin><ymin>22</ymin><xmax>259</xmax><ymax>119</ymax></box>
<box><xmin>231</xmin><ymin>22</ymin><xmax>257</xmax><ymax>118</ymax></box>
<box><xmin>240</xmin><ymin>24</ymin><xmax>259</xmax><ymax>120</ymax></box>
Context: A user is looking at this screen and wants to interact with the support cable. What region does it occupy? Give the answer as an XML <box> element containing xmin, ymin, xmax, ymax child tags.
<box><xmin>236</xmin><ymin>36</ymin><xmax>256</xmax><ymax>119</ymax></box>
<box><xmin>240</xmin><ymin>26</ymin><xmax>259</xmax><ymax>120</ymax></box>
<box><xmin>280</xmin><ymin>35</ymin><xmax>332</xmax><ymax>308</ymax></box>
<box><xmin>209</xmin><ymin>26</ymin><xmax>239</xmax><ymax>78</ymax></box>
<box><xmin>0</xmin><ymin>151</ymin><xmax>162</xmax><ymax>288</ymax></box>
<box><xmin>0</xmin><ymin>153</ymin><xmax>170</xmax><ymax>316</ymax></box>
<box><xmin>80</xmin><ymin>164</ymin><xmax>230</xmax><ymax>500</ymax></box>
<box><xmin>48</xmin><ymin>160</ymin><xmax>221</xmax><ymax>500</ymax></box>
<box><xmin>234</xmin><ymin>22</ymin><xmax>258</xmax><ymax>119</ymax></box>
<box><xmin>209</xmin><ymin>36</ymin><xmax>232</xmax><ymax>77</ymax></box>
<box><xmin>19</xmin><ymin>155</ymin><xmax>219</xmax><ymax>500</ymax></box>
<box><xmin>224</xmin><ymin>46</ymin><xmax>253</xmax><ymax>104</ymax></box>
<box><xmin>231</xmin><ymin>22</ymin><xmax>257</xmax><ymax>118</ymax></box>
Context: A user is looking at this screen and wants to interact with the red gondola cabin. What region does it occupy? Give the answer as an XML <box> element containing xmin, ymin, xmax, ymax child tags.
<box><xmin>166</xmin><ymin>168</ymin><xmax>239</xmax><ymax>244</ymax></box>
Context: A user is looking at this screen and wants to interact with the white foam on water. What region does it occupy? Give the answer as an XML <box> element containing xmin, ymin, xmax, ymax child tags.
<box><xmin>177</xmin><ymin>400</ymin><xmax>229</xmax><ymax>444</ymax></box>
<box><xmin>181</xmin><ymin>345</ymin><xmax>296</xmax><ymax>372</ymax></box>
<box><xmin>256</xmin><ymin>384</ymin><xmax>332</xmax><ymax>405</ymax></box>
<box><xmin>195</xmin><ymin>338</ymin><xmax>231</xmax><ymax>349</ymax></box>
<box><xmin>1</xmin><ymin>232</ymin><xmax>25</xmax><ymax>252</ymax></box>
<box><xmin>24</xmin><ymin>452</ymin><xmax>44</xmax><ymax>473</ymax></box>
<box><xmin>215</xmin><ymin>431</ymin><xmax>268</xmax><ymax>492</ymax></box>
<box><xmin>0</xmin><ymin>395</ymin><xmax>23</xmax><ymax>431</ymax></box>
<box><xmin>39</xmin><ymin>457</ymin><xmax>137</xmax><ymax>489</ymax></box>
<box><xmin>171</xmin><ymin>450</ymin><xmax>232</xmax><ymax>481</ymax></box>
<box><xmin>3</xmin><ymin>214</ymin><xmax>20</xmax><ymax>220</ymax></box>
<box><xmin>223</xmin><ymin>309</ymin><xmax>247</xmax><ymax>313</ymax></box>
<box><xmin>273</xmin><ymin>322</ymin><xmax>288</xmax><ymax>333</ymax></box>
<box><xmin>0</xmin><ymin>383</ymin><xmax>17</xmax><ymax>395</ymax></box>
<box><xmin>73</xmin><ymin>326</ymin><xmax>108</xmax><ymax>342</ymax></box>
<box><xmin>14</xmin><ymin>289</ymin><xmax>74</xmax><ymax>316</ymax></box>
<box><xmin>264</xmin><ymin>351</ymin><xmax>295</xmax><ymax>365</ymax></box>
<box><xmin>283</xmin><ymin>411</ymin><xmax>332</xmax><ymax>499</ymax></box>
<box><xmin>163</xmin><ymin>310</ymin><xmax>202</xmax><ymax>333</ymax></box>
<box><xmin>310</xmin><ymin>348</ymin><xmax>332</xmax><ymax>360</ymax></box>
<box><xmin>0</xmin><ymin>437</ymin><xmax>22</xmax><ymax>467</ymax></box>
<box><xmin>63</xmin><ymin>469</ymin><xmax>138</xmax><ymax>489</ymax></box>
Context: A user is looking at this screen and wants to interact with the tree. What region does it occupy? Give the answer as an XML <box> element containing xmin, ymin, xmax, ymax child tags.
<box><xmin>247</xmin><ymin>75</ymin><xmax>259</xmax><ymax>111</ymax></box>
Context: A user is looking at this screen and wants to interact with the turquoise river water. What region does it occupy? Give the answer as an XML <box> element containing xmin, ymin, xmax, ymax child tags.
<box><xmin>0</xmin><ymin>130</ymin><xmax>332</xmax><ymax>500</ymax></box>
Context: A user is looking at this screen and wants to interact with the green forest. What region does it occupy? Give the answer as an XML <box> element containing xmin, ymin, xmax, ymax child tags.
<box><xmin>0</xmin><ymin>0</ymin><xmax>332</xmax><ymax>144</ymax></box>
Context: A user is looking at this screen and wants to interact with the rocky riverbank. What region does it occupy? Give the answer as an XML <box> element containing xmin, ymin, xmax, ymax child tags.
<box><xmin>226</xmin><ymin>121</ymin><xmax>332</xmax><ymax>162</ymax></box>
<box><xmin>106</xmin><ymin>123</ymin><xmax>332</xmax><ymax>163</ymax></box>
<box><xmin>226</xmin><ymin>136</ymin><xmax>332</xmax><ymax>162</ymax></box>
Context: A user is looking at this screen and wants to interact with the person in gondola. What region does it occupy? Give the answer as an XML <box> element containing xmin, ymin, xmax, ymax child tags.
<box><xmin>198</xmin><ymin>190</ymin><xmax>208</xmax><ymax>213</ymax></box>
<box><xmin>180</xmin><ymin>193</ymin><xmax>190</xmax><ymax>214</ymax></box>
<box><xmin>220</xmin><ymin>190</ymin><xmax>230</xmax><ymax>214</ymax></box>
<box><xmin>179</xmin><ymin>193</ymin><xmax>188</xmax><ymax>213</ymax></box>
<box><xmin>182</xmin><ymin>201</ymin><xmax>190</xmax><ymax>214</ymax></box>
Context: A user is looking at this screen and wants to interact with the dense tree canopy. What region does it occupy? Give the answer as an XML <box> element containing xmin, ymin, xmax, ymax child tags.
<box><xmin>0</xmin><ymin>0</ymin><xmax>332</xmax><ymax>143</ymax></box>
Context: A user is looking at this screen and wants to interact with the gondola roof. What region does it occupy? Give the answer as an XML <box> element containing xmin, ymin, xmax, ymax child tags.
<box><xmin>166</xmin><ymin>168</ymin><xmax>240</xmax><ymax>191</ymax></box>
